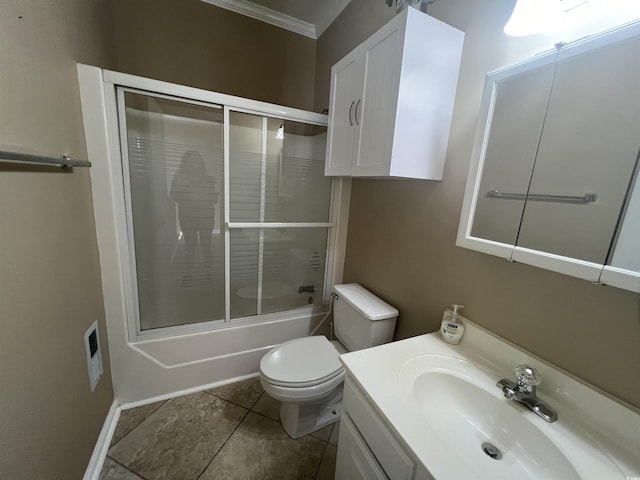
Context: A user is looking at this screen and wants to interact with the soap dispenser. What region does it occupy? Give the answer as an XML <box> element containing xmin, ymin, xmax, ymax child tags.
<box><xmin>440</xmin><ymin>304</ymin><xmax>465</xmax><ymax>345</ymax></box>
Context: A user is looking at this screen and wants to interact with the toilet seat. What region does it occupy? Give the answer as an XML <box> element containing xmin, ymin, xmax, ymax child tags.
<box><xmin>260</xmin><ymin>336</ymin><xmax>344</xmax><ymax>388</ymax></box>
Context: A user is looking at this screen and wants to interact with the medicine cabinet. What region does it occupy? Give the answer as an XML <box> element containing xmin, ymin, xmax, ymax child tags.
<box><xmin>457</xmin><ymin>21</ymin><xmax>640</xmax><ymax>293</ymax></box>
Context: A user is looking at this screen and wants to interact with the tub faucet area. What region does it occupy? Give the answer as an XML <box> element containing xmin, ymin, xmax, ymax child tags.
<box><xmin>497</xmin><ymin>365</ymin><xmax>558</xmax><ymax>423</ymax></box>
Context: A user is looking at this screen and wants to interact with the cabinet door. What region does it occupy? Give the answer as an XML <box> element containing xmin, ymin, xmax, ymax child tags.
<box><xmin>335</xmin><ymin>415</ymin><xmax>389</xmax><ymax>480</ymax></box>
<box><xmin>325</xmin><ymin>47</ymin><xmax>364</xmax><ymax>176</ymax></box>
<box><xmin>353</xmin><ymin>16</ymin><xmax>403</xmax><ymax>176</ymax></box>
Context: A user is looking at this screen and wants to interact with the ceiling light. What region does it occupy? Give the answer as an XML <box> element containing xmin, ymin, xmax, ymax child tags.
<box><xmin>504</xmin><ymin>0</ymin><xmax>564</xmax><ymax>36</ymax></box>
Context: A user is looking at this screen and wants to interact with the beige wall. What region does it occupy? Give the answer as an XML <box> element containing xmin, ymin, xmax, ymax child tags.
<box><xmin>112</xmin><ymin>0</ymin><xmax>317</xmax><ymax>111</ymax></box>
<box><xmin>0</xmin><ymin>1</ymin><xmax>116</xmax><ymax>478</ymax></box>
<box><xmin>316</xmin><ymin>0</ymin><xmax>640</xmax><ymax>409</ymax></box>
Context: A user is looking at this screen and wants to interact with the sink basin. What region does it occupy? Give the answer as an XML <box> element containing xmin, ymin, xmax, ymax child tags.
<box><xmin>399</xmin><ymin>354</ymin><xmax>580</xmax><ymax>480</ymax></box>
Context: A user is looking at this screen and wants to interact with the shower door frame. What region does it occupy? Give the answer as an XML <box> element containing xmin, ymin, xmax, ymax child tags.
<box><xmin>100</xmin><ymin>70</ymin><xmax>347</xmax><ymax>342</ymax></box>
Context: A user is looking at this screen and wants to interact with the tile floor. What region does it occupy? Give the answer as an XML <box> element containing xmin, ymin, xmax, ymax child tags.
<box><xmin>100</xmin><ymin>377</ymin><xmax>338</xmax><ymax>480</ymax></box>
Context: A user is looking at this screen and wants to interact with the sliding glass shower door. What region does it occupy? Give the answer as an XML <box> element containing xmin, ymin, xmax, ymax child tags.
<box><xmin>228</xmin><ymin>111</ymin><xmax>331</xmax><ymax>318</ymax></box>
<box><xmin>120</xmin><ymin>91</ymin><xmax>226</xmax><ymax>330</ymax></box>
<box><xmin>117</xmin><ymin>89</ymin><xmax>331</xmax><ymax>332</ymax></box>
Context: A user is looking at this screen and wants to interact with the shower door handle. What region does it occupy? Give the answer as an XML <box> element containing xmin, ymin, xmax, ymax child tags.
<box><xmin>348</xmin><ymin>100</ymin><xmax>355</xmax><ymax>126</ymax></box>
<box><xmin>298</xmin><ymin>285</ymin><xmax>315</xmax><ymax>294</ymax></box>
<box><xmin>354</xmin><ymin>99</ymin><xmax>361</xmax><ymax>125</ymax></box>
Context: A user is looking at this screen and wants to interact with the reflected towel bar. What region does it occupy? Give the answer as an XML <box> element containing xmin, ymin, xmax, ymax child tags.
<box><xmin>0</xmin><ymin>150</ymin><xmax>91</xmax><ymax>168</ymax></box>
<box><xmin>487</xmin><ymin>189</ymin><xmax>597</xmax><ymax>204</ymax></box>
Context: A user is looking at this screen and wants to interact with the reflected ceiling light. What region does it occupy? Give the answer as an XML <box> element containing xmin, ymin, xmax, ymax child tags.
<box><xmin>504</xmin><ymin>0</ymin><xmax>564</xmax><ymax>36</ymax></box>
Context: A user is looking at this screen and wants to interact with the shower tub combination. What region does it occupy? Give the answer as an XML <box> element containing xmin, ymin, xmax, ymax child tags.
<box><xmin>78</xmin><ymin>65</ymin><xmax>350</xmax><ymax>404</ymax></box>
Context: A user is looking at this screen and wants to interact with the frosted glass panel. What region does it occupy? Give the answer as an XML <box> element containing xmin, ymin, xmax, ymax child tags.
<box><xmin>261</xmin><ymin>228</ymin><xmax>328</xmax><ymax>314</ymax></box>
<box><xmin>230</xmin><ymin>229</ymin><xmax>259</xmax><ymax>319</ymax></box>
<box><xmin>124</xmin><ymin>92</ymin><xmax>225</xmax><ymax>330</ymax></box>
<box><xmin>121</xmin><ymin>91</ymin><xmax>331</xmax><ymax>332</ymax></box>
<box><xmin>229</xmin><ymin>112</ymin><xmax>263</xmax><ymax>222</ymax></box>
<box><xmin>265</xmin><ymin>121</ymin><xmax>330</xmax><ymax>223</ymax></box>
<box><xmin>228</xmin><ymin>110</ymin><xmax>331</xmax><ymax>320</ymax></box>
<box><xmin>230</xmin><ymin>228</ymin><xmax>328</xmax><ymax>318</ymax></box>
<box><xmin>229</xmin><ymin>112</ymin><xmax>331</xmax><ymax>223</ymax></box>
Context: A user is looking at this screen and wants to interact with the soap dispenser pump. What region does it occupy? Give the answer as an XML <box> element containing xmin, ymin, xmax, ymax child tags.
<box><xmin>441</xmin><ymin>304</ymin><xmax>465</xmax><ymax>345</ymax></box>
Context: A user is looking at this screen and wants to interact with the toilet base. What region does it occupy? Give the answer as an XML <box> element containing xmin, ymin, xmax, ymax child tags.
<box><xmin>280</xmin><ymin>390</ymin><xmax>343</xmax><ymax>439</ymax></box>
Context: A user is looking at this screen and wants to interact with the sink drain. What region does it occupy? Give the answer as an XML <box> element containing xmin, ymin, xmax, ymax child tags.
<box><xmin>481</xmin><ymin>442</ymin><xmax>502</xmax><ymax>460</ymax></box>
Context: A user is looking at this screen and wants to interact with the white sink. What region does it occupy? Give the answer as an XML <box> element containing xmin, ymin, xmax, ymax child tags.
<box><xmin>339</xmin><ymin>318</ymin><xmax>640</xmax><ymax>479</ymax></box>
<box><xmin>399</xmin><ymin>354</ymin><xmax>580</xmax><ymax>479</ymax></box>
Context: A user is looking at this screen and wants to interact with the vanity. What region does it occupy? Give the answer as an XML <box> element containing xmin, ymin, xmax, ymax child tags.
<box><xmin>335</xmin><ymin>318</ymin><xmax>640</xmax><ymax>479</ymax></box>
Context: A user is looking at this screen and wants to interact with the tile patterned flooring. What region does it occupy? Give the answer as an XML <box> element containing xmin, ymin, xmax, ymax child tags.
<box><xmin>100</xmin><ymin>378</ymin><xmax>338</xmax><ymax>480</ymax></box>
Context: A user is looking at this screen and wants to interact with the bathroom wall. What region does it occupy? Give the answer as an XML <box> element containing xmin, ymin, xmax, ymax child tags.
<box><xmin>0</xmin><ymin>1</ymin><xmax>116</xmax><ymax>478</ymax></box>
<box><xmin>111</xmin><ymin>0</ymin><xmax>317</xmax><ymax>111</ymax></box>
<box><xmin>315</xmin><ymin>0</ymin><xmax>640</xmax><ymax>409</ymax></box>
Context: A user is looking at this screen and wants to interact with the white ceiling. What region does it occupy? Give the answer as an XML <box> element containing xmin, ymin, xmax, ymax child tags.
<box><xmin>200</xmin><ymin>0</ymin><xmax>352</xmax><ymax>39</ymax></box>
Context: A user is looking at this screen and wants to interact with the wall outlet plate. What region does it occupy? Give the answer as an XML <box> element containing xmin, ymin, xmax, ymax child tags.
<box><xmin>84</xmin><ymin>320</ymin><xmax>103</xmax><ymax>392</ymax></box>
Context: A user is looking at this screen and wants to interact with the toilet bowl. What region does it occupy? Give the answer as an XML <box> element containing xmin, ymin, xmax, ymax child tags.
<box><xmin>260</xmin><ymin>335</ymin><xmax>347</xmax><ymax>438</ymax></box>
<box><xmin>259</xmin><ymin>283</ymin><xmax>399</xmax><ymax>439</ymax></box>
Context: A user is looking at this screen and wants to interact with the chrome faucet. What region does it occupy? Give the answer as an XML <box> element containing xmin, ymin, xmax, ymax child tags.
<box><xmin>497</xmin><ymin>365</ymin><xmax>558</xmax><ymax>423</ymax></box>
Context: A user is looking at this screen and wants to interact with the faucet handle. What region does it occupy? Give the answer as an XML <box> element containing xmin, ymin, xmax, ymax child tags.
<box><xmin>515</xmin><ymin>364</ymin><xmax>541</xmax><ymax>387</ymax></box>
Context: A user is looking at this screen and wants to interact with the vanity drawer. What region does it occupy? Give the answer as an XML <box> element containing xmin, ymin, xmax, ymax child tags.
<box><xmin>343</xmin><ymin>376</ymin><xmax>416</xmax><ymax>480</ymax></box>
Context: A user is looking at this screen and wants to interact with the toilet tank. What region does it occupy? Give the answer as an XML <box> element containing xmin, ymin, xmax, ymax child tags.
<box><xmin>333</xmin><ymin>283</ymin><xmax>399</xmax><ymax>351</ymax></box>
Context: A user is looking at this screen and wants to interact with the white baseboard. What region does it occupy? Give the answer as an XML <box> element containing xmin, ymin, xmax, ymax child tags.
<box><xmin>119</xmin><ymin>371</ymin><xmax>260</xmax><ymax>410</ymax></box>
<box><xmin>83</xmin><ymin>400</ymin><xmax>121</xmax><ymax>480</ymax></box>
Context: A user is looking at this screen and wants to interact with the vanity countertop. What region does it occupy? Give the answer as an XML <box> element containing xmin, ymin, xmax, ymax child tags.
<box><xmin>338</xmin><ymin>318</ymin><xmax>640</xmax><ymax>480</ymax></box>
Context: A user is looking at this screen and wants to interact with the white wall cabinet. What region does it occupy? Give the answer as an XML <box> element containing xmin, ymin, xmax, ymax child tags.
<box><xmin>325</xmin><ymin>8</ymin><xmax>464</xmax><ymax>179</ymax></box>
<box><xmin>336</xmin><ymin>375</ymin><xmax>433</xmax><ymax>480</ymax></box>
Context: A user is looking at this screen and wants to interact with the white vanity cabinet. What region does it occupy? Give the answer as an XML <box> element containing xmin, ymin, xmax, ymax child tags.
<box><xmin>324</xmin><ymin>8</ymin><xmax>464</xmax><ymax>179</ymax></box>
<box><xmin>336</xmin><ymin>375</ymin><xmax>433</xmax><ymax>480</ymax></box>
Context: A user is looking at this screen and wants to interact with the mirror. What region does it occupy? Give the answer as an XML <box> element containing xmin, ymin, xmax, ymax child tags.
<box><xmin>458</xmin><ymin>21</ymin><xmax>640</xmax><ymax>293</ymax></box>
<box><xmin>470</xmin><ymin>62</ymin><xmax>555</xmax><ymax>246</ymax></box>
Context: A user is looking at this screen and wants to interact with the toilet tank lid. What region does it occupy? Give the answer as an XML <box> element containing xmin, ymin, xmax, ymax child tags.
<box><xmin>333</xmin><ymin>283</ymin><xmax>399</xmax><ymax>321</ymax></box>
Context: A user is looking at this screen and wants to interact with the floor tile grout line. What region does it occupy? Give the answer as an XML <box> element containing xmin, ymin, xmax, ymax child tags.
<box><xmin>201</xmin><ymin>388</ymin><xmax>264</xmax><ymax>412</ymax></box>
<box><xmin>248</xmin><ymin>389</ymin><xmax>265</xmax><ymax>410</ymax></box>
<box><xmin>194</xmin><ymin>402</ymin><xmax>253</xmax><ymax>480</ymax></box>
<box><xmin>109</xmin><ymin>399</ymin><xmax>169</xmax><ymax>450</ymax></box>
<box><xmin>313</xmin><ymin>438</ymin><xmax>331</xmax><ymax>480</ymax></box>
<box><xmin>247</xmin><ymin>404</ymin><xmax>335</xmax><ymax>443</ymax></box>
<box><xmin>105</xmin><ymin>454</ymin><xmax>153</xmax><ymax>480</ymax></box>
<box><xmin>246</xmin><ymin>406</ymin><xmax>280</xmax><ymax>424</ymax></box>
<box><xmin>193</xmin><ymin>405</ymin><xmax>330</xmax><ymax>480</ymax></box>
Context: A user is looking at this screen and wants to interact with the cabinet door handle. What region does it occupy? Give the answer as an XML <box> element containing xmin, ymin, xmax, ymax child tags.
<box><xmin>354</xmin><ymin>99</ymin><xmax>361</xmax><ymax>125</ymax></box>
<box><xmin>348</xmin><ymin>100</ymin><xmax>355</xmax><ymax>126</ymax></box>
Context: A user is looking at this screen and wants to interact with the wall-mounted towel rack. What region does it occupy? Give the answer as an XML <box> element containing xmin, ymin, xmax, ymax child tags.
<box><xmin>0</xmin><ymin>150</ymin><xmax>91</xmax><ymax>168</ymax></box>
<box><xmin>487</xmin><ymin>189</ymin><xmax>597</xmax><ymax>204</ymax></box>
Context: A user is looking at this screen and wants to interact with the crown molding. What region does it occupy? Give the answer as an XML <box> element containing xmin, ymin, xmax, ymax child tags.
<box><xmin>200</xmin><ymin>0</ymin><xmax>317</xmax><ymax>39</ymax></box>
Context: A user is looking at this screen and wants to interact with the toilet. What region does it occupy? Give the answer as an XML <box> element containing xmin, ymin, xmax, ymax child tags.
<box><xmin>259</xmin><ymin>283</ymin><xmax>399</xmax><ymax>438</ymax></box>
